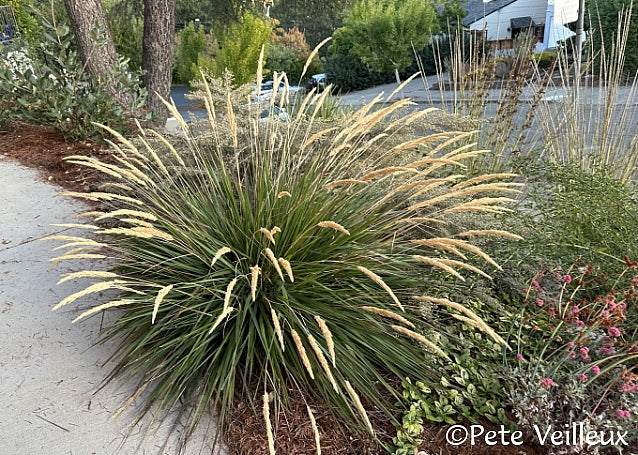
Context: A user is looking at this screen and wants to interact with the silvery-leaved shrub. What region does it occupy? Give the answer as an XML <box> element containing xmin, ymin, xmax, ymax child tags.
<box><xmin>0</xmin><ymin>16</ymin><xmax>147</xmax><ymax>141</ymax></box>
<box><xmin>47</xmin><ymin>81</ymin><xmax>520</xmax><ymax>449</ymax></box>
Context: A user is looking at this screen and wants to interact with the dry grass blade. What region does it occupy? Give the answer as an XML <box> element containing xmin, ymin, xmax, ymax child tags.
<box><xmin>413</xmin><ymin>255</ymin><xmax>464</xmax><ymax>281</ymax></box>
<box><xmin>57</xmin><ymin>192</ymin><xmax>143</xmax><ymax>205</ymax></box>
<box><xmin>343</xmin><ymin>381</ymin><xmax>374</xmax><ymax>434</ymax></box>
<box><xmin>49</xmin><ymin>253</ymin><xmax>107</xmax><ymax>267</ymax></box>
<box><xmin>147</xmin><ymin>129</ymin><xmax>186</xmax><ymax>166</ymax></box>
<box><xmin>291</xmin><ymin>329</ymin><xmax>314</xmax><ymax>379</ymax></box>
<box><xmin>360</xmin><ymin>167</ymin><xmax>418</xmax><ymax>181</ymax></box>
<box><xmin>137</xmin><ymin>135</ymin><xmax>169</xmax><ymax>177</ymax></box>
<box><xmin>301</xmin><ymin>127</ymin><xmax>338</xmax><ymax>151</ymax></box>
<box><xmin>357</xmin><ymin>266</ymin><xmax>404</xmax><ymax>311</ymax></box>
<box><xmin>53</xmin><ymin>280</ymin><xmax>126</xmax><ymax>311</ymax></box>
<box><xmin>111</xmin><ymin>383</ymin><xmax>148</xmax><ymax>420</ymax></box>
<box><xmin>98</xmin><ymin>227</ymin><xmax>173</xmax><ymax>241</ymax></box>
<box><xmin>307</xmin><ymin>405</ymin><xmax>321</xmax><ymax>455</ymax></box>
<box><xmin>451</xmin><ymin>314</ymin><xmax>509</xmax><ymax>348</ymax></box>
<box><xmin>152</xmin><ymin>284</ymin><xmax>174</xmax><ymax>324</ymax></box>
<box><xmin>271</xmin><ymin>309</ymin><xmax>285</xmax><ymax>352</ymax></box>
<box><xmin>391</xmin><ymin>325</ymin><xmax>450</xmax><ymax>360</ymax></box>
<box><xmin>41</xmin><ymin>235</ymin><xmax>101</xmax><ymax>244</ymax></box>
<box><xmin>224</xmin><ymin>278</ymin><xmax>238</xmax><ymax>310</ymax></box>
<box><xmin>278</xmin><ymin>258</ymin><xmax>294</xmax><ymax>282</ymax></box>
<box><xmin>96</xmin><ymin>209</ymin><xmax>157</xmax><ymax>222</ymax></box>
<box><xmin>250</xmin><ymin>265</ymin><xmax>261</xmax><ymax>302</ymax></box>
<box><xmin>227</xmin><ymin>93</ymin><xmax>237</xmax><ymax>148</ymax></box>
<box><xmin>256</xmin><ymin>44</ymin><xmax>265</xmax><ymax>96</ymax></box>
<box><xmin>317</xmin><ymin>221</ymin><xmax>350</xmax><ymax>236</ymax></box>
<box><xmin>456</xmin><ymin>229</ymin><xmax>523</xmax><ymax>240</ymax></box>
<box><xmin>72</xmin><ymin>299</ymin><xmax>136</xmax><ymax>323</ymax></box>
<box><xmin>211</xmin><ymin>247</ymin><xmax>231</xmax><ymax>267</ymax></box>
<box><xmin>277</xmin><ymin>191</ymin><xmax>291</xmax><ymax>199</ymax></box>
<box><xmin>265</xmin><ymin>248</ymin><xmax>284</xmax><ymax>281</ymax></box>
<box><xmin>324</xmin><ymin>179</ymin><xmax>366</xmax><ymax>190</ymax></box>
<box><xmin>263</xmin><ymin>392</ymin><xmax>276</xmax><ymax>455</ymax></box>
<box><xmin>208</xmin><ymin>306</ymin><xmax>235</xmax><ymax>334</ymax></box>
<box><xmin>314</xmin><ymin>316</ymin><xmax>335</xmax><ymax>367</ymax></box>
<box><xmin>57</xmin><ymin>271</ymin><xmax>118</xmax><ymax>285</ymax></box>
<box><xmin>308</xmin><ymin>334</ymin><xmax>339</xmax><ymax>391</ymax></box>
<box><xmin>361</xmin><ymin>306</ymin><xmax>415</xmax><ymax>328</ymax></box>
<box><xmin>260</xmin><ymin>228</ymin><xmax>276</xmax><ymax>245</ymax></box>
<box><xmin>452</xmin><ymin>173</ymin><xmax>518</xmax><ymax>189</ymax></box>
<box><xmin>414</xmin><ymin>296</ymin><xmax>509</xmax><ymax>347</ymax></box>
<box><xmin>300</xmin><ymin>37</ymin><xmax>331</xmax><ymax>83</ymax></box>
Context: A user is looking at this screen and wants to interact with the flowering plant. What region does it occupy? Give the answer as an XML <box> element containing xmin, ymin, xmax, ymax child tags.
<box><xmin>505</xmin><ymin>259</ymin><xmax>638</xmax><ymax>451</ymax></box>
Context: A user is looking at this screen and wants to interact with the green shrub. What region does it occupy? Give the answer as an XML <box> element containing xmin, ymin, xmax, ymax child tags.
<box><xmin>588</xmin><ymin>0</ymin><xmax>638</xmax><ymax>78</ymax></box>
<box><xmin>107</xmin><ymin>2</ymin><xmax>144</xmax><ymax>72</ymax></box>
<box><xmin>533</xmin><ymin>50</ymin><xmax>557</xmax><ymax>70</ymax></box>
<box><xmin>0</xmin><ymin>0</ymin><xmax>40</xmax><ymax>44</ymax></box>
<box><xmin>266</xmin><ymin>27</ymin><xmax>323</xmax><ymax>84</ymax></box>
<box><xmin>514</xmin><ymin>163</ymin><xmax>638</xmax><ymax>272</ymax></box>
<box><xmin>173</xmin><ymin>21</ymin><xmax>208</xmax><ymax>85</ymax></box>
<box><xmin>0</xmin><ymin>16</ymin><xmax>147</xmax><ymax>141</ymax></box>
<box><xmin>49</xmin><ymin>87</ymin><xmax>518</xmax><ymax>442</ymax></box>
<box><xmin>325</xmin><ymin>52</ymin><xmax>395</xmax><ymax>92</ymax></box>
<box><xmin>198</xmin><ymin>11</ymin><xmax>271</xmax><ymax>87</ymax></box>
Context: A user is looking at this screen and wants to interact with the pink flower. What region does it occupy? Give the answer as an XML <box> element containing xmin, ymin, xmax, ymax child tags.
<box><xmin>572</xmin><ymin>305</ymin><xmax>580</xmax><ymax>314</ymax></box>
<box><xmin>562</xmin><ymin>274</ymin><xmax>573</xmax><ymax>284</ymax></box>
<box><xmin>608</xmin><ymin>327</ymin><xmax>621</xmax><ymax>337</ymax></box>
<box><xmin>540</xmin><ymin>377</ymin><xmax>554</xmax><ymax>388</ymax></box>
<box><xmin>619</xmin><ymin>301</ymin><xmax>627</xmax><ymax>310</ymax></box>
<box><xmin>579</xmin><ymin>346</ymin><xmax>589</xmax><ymax>356</ymax></box>
<box><xmin>619</xmin><ymin>382</ymin><xmax>637</xmax><ymax>393</ymax></box>
<box><xmin>532</xmin><ymin>280</ymin><xmax>540</xmax><ymax>288</ymax></box>
<box><xmin>608</xmin><ymin>301</ymin><xmax>617</xmax><ymax>311</ymax></box>
<box><xmin>632</xmin><ymin>276</ymin><xmax>638</xmax><ymax>285</ymax></box>
<box><xmin>516</xmin><ymin>353</ymin><xmax>525</xmax><ymax>361</ymax></box>
<box><xmin>592</xmin><ymin>365</ymin><xmax>601</xmax><ymax>375</ymax></box>
<box><xmin>599</xmin><ymin>345</ymin><xmax>615</xmax><ymax>356</ymax></box>
<box><xmin>569</xmin><ymin>351</ymin><xmax>577</xmax><ymax>359</ymax></box>
<box><xmin>578</xmin><ymin>374</ymin><xmax>588</xmax><ymax>382</ymax></box>
<box><xmin>567</xmin><ymin>341</ymin><xmax>575</xmax><ymax>349</ymax></box>
<box><xmin>602</xmin><ymin>310</ymin><xmax>611</xmax><ymax>318</ymax></box>
<box><xmin>574</xmin><ymin>319</ymin><xmax>585</xmax><ymax>328</ymax></box>
<box><xmin>536</xmin><ymin>298</ymin><xmax>544</xmax><ymax>307</ymax></box>
<box><xmin>616</xmin><ymin>409</ymin><xmax>631</xmax><ymax>419</ymax></box>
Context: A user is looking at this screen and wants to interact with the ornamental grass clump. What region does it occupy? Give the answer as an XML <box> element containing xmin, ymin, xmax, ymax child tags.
<box><xmin>48</xmin><ymin>81</ymin><xmax>519</xmax><ymax>442</ymax></box>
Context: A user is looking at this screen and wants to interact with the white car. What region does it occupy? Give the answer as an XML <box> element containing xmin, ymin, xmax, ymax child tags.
<box><xmin>252</xmin><ymin>80</ymin><xmax>301</xmax><ymax>102</ymax></box>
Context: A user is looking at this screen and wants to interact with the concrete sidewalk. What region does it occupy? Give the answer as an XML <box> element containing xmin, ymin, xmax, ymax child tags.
<box><xmin>0</xmin><ymin>157</ymin><xmax>222</xmax><ymax>454</ymax></box>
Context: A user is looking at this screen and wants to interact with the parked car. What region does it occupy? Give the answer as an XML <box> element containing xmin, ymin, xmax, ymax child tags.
<box><xmin>304</xmin><ymin>73</ymin><xmax>327</xmax><ymax>93</ymax></box>
<box><xmin>252</xmin><ymin>80</ymin><xmax>301</xmax><ymax>102</ymax></box>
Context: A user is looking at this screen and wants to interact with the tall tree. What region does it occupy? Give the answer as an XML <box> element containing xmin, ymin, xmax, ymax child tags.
<box><xmin>63</xmin><ymin>0</ymin><xmax>176</xmax><ymax>122</ymax></box>
<box><xmin>62</xmin><ymin>0</ymin><xmax>131</xmax><ymax>105</ymax></box>
<box><xmin>331</xmin><ymin>0</ymin><xmax>440</xmax><ymax>85</ymax></box>
<box><xmin>141</xmin><ymin>0</ymin><xmax>176</xmax><ymax>120</ymax></box>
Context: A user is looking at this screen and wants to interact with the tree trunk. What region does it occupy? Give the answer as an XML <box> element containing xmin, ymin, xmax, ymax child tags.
<box><xmin>142</xmin><ymin>0</ymin><xmax>176</xmax><ymax>123</ymax></box>
<box><xmin>63</xmin><ymin>0</ymin><xmax>130</xmax><ymax>107</ymax></box>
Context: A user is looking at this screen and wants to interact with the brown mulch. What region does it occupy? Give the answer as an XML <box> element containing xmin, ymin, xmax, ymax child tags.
<box><xmin>225</xmin><ymin>386</ymin><xmax>395</xmax><ymax>455</ymax></box>
<box><xmin>1</xmin><ymin>120</ymin><xmax>580</xmax><ymax>455</ymax></box>
<box><xmin>0</xmin><ymin>122</ymin><xmax>111</xmax><ymax>192</ymax></box>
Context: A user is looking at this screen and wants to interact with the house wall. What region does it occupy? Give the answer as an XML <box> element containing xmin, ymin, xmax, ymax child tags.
<box><xmin>468</xmin><ymin>0</ymin><xmax>548</xmax><ymax>41</ymax></box>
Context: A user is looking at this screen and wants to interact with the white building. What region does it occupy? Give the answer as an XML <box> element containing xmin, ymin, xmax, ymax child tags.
<box><xmin>461</xmin><ymin>0</ymin><xmax>581</xmax><ymax>52</ymax></box>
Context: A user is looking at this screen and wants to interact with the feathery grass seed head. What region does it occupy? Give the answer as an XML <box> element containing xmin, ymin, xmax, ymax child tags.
<box><xmin>291</xmin><ymin>329</ymin><xmax>314</xmax><ymax>379</ymax></box>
